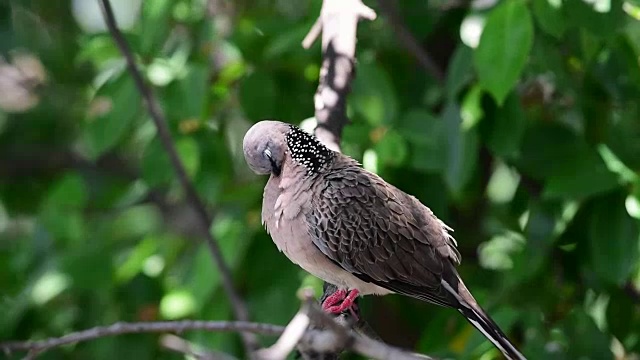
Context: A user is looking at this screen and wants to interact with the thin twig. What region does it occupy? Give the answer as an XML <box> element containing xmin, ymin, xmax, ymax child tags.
<box><xmin>97</xmin><ymin>0</ymin><xmax>257</xmax><ymax>353</ymax></box>
<box><xmin>377</xmin><ymin>0</ymin><xmax>445</xmax><ymax>83</ymax></box>
<box><xmin>302</xmin><ymin>18</ymin><xmax>322</xmax><ymax>49</ymax></box>
<box><xmin>0</xmin><ymin>321</ymin><xmax>283</xmax><ymax>355</ymax></box>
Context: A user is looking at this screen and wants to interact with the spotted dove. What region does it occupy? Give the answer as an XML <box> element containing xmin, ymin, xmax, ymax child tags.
<box><xmin>243</xmin><ymin>120</ymin><xmax>526</xmax><ymax>360</ymax></box>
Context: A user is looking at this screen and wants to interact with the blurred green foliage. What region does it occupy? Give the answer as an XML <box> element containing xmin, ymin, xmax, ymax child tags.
<box><xmin>1</xmin><ymin>0</ymin><xmax>640</xmax><ymax>359</ymax></box>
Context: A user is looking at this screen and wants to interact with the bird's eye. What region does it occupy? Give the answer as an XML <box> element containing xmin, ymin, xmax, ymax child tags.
<box><xmin>263</xmin><ymin>148</ymin><xmax>272</xmax><ymax>159</ymax></box>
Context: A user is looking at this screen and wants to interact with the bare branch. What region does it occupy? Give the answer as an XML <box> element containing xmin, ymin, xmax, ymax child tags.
<box><xmin>302</xmin><ymin>18</ymin><xmax>323</xmax><ymax>49</ymax></box>
<box><xmin>377</xmin><ymin>0</ymin><xmax>445</xmax><ymax>83</ymax></box>
<box><xmin>255</xmin><ymin>304</ymin><xmax>313</xmax><ymax>359</ymax></box>
<box><xmin>296</xmin><ymin>291</ymin><xmax>434</xmax><ymax>360</ymax></box>
<box><xmin>0</xmin><ymin>321</ymin><xmax>283</xmax><ymax>357</ymax></box>
<box><xmin>1</xmin><ymin>301</ymin><xmax>433</xmax><ymax>360</ymax></box>
<box><xmin>97</xmin><ymin>0</ymin><xmax>257</xmax><ymax>352</ymax></box>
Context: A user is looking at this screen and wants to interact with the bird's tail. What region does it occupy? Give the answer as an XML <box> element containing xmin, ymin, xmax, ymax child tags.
<box><xmin>441</xmin><ymin>268</ymin><xmax>526</xmax><ymax>360</ymax></box>
<box><xmin>457</xmin><ymin>304</ymin><xmax>526</xmax><ymax>360</ymax></box>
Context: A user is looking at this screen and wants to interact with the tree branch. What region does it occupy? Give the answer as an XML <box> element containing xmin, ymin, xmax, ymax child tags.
<box><xmin>98</xmin><ymin>0</ymin><xmax>257</xmax><ymax>353</ymax></box>
<box><xmin>0</xmin><ymin>298</ymin><xmax>433</xmax><ymax>360</ymax></box>
<box><xmin>301</xmin><ymin>2</ymin><xmax>396</xmax><ymax>359</ymax></box>
<box><xmin>0</xmin><ymin>321</ymin><xmax>283</xmax><ymax>356</ymax></box>
<box><xmin>377</xmin><ymin>0</ymin><xmax>445</xmax><ymax>83</ymax></box>
<box><xmin>308</xmin><ymin>0</ymin><xmax>376</xmax><ymax>152</ymax></box>
<box><xmin>259</xmin><ymin>291</ymin><xmax>434</xmax><ymax>360</ymax></box>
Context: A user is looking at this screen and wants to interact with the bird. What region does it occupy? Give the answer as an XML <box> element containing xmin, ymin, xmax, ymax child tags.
<box><xmin>243</xmin><ymin>120</ymin><xmax>526</xmax><ymax>360</ymax></box>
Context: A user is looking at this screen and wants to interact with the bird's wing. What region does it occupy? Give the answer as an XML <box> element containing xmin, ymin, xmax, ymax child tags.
<box><xmin>306</xmin><ymin>164</ymin><xmax>461</xmax><ymax>308</ymax></box>
<box><xmin>306</xmin><ymin>162</ymin><xmax>527</xmax><ymax>360</ymax></box>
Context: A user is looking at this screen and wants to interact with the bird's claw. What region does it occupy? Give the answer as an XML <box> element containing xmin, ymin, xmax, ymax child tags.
<box><xmin>321</xmin><ymin>289</ymin><xmax>360</xmax><ymax>320</ymax></box>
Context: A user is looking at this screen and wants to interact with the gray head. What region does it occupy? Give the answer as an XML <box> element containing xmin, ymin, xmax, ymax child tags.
<box><xmin>243</xmin><ymin>120</ymin><xmax>334</xmax><ymax>177</ymax></box>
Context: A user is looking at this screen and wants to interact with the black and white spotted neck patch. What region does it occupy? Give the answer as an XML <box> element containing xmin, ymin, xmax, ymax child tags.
<box><xmin>285</xmin><ymin>125</ymin><xmax>334</xmax><ymax>174</ymax></box>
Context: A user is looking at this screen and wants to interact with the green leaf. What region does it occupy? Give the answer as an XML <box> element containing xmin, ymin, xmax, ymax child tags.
<box><xmin>374</xmin><ymin>129</ymin><xmax>408</xmax><ymax>167</ymax></box>
<box><xmin>61</xmin><ymin>244</ymin><xmax>114</xmax><ymax>291</ymax></box>
<box><xmin>76</xmin><ymin>35</ymin><xmax>122</xmax><ymax>69</ymax></box>
<box><xmin>560</xmin><ymin>310</ymin><xmax>612</xmax><ymax>359</ymax></box>
<box><xmin>351</xmin><ymin>63</ymin><xmax>399</xmax><ymax>126</ymax></box>
<box><xmin>163</xmin><ymin>64</ymin><xmax>209</xmax><ymax>120</ymax></box>
<box><xmin>606</xmin><ymin>288</ymin><xmax>640</xmax><ymax>341</ymax></box>
<box><xmin>40</xmin><ymin>209</ymin><xmax>85</xmax><ymax>245</ymax></box>
<box><xmin>176</xmin><ymin>137</ymin><xmax>200</xmax><ymax>179</ymax></box>
<box><xmin>39</xmin><ymin>173</ymin><xmax>88</xmax><ymax>244</ymax></box>
<box><xmin>474</xmin><ymin>0</ymin><xmax>534</xmax><ymax>105</ymax></box>
<box><xmin>141</xmin><ymin>136</ymin><xmax>199</xmax><ymax>187</ymax></box>
<box><xmin>508</xmin><ymin>201</ymin><xmax>557</xmax><ymax>284</ymax></box>
<box><xmin>111</xmin><ymin>205</ymin><xmax>163</xmax><ymax>241</ymax></box>
<box><xmin>263</xmin><ymin>24</ymin><xmax>309</xmax><ymax>59</ymax></box>
<box><xmin>239</xmin><ymin>71</ymin><xmax>278</xmax><ymax>120</ymax></box>
<box><xmin>160</xmin><ymin>289</ymin><xmax>196</xmax><ymax>319</ymax></box>
<box><xmin>185</xmin><ymin>214</ymin><xmax>252</xmax><ymax>311</ymax></box>
<box><xmin>460</xmin><ymin>85</ymin><xmax>484</xmax><ymax>130</ymax></box>
<box><xmin>142</xmin><ymin>138</ymin><xmax>173</xmax><ymax>187</ymax></box>
<box><xmin>115</xmin><ymin>236</ymin><xmax>158</xmax><ymax>283</ymax></box>
<box><xmin>139</xmin><ymin>0</ymin><xmax>172</xmax><ymax>55</ymax></box>
<box><xmin>83</xmin><ymin>74</ymin><xmax>141</xmax><ymax>159</ymax></box>
<box><xmin>486</xmin><ymin>93</ymin><xmax>526</xmax><ymax>158</ymax></box>
<box><xmin>397</xmin><ymin>110</ymin><xmax>446</xmax><ymax>172</ymax></box>
<box><xmin>443</xmin><ymin>102</ymin><xmax>479</xmax><ymax>194</ymax></box>
<box><xmin>445</xmin><ymin>44</ymin><xmax>474</xmax><ymax>99</ymax></box>
<box><xmin>589</xmin><ymin>191</ymin><xmax>640</xmax><ymax>285</ymax></box>
<box><xmin>478</xmin><ymin>231</ymin><xmax>526</xmax><ymax>271</ymax></box>
<box><xmin>565</xmin><ymin>0</ymin><xmax>625</xmax><ymax>39</ymax></box>
<box><xmin>11</xmin><ymin>6</ymin><xmax>53</xmax><ymax>53</ymax></box>
<box><xmin>43</xmin><ymin>173</ymin><xmax>88</xmax><ymax>210</ymax></box>
<box><xmin>518</xmin><ymin>123</ymin><xmax>619</xmax><ymax>199</ymax></box>
<box><xmin>543</xmin><ymin>155</ymin><xmax>619</xmax><ymax>199</ymax></box>
<box><xmin>607</xmin><ymin>106</ymin><xmax>640</xmax><ymax>170</ymax></box>
<box><xmin>532</xmin><ymin>0</ymin><xmax>566</xmax><ymax>39</ymax></box>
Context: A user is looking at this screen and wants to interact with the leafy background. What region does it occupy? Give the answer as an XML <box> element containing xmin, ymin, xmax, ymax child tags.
<box><xmin>1</xmin><ymin>0</ymin><xmax>640</xmax><ymax>359</ymax></box>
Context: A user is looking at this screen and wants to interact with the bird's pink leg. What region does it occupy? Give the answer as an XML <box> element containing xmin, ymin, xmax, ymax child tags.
<box><xmin>321</xmin><ymin>288</ymin><xmax>347</xmax><ymax>310</ymax></box>
<box><xmin>322</xmin><ymin>289</ymin><xmax>360</xmax><ymax>318</ymax></box>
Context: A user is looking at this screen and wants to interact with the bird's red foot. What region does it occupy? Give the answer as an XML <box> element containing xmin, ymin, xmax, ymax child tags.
<box><xmin>321</xmin><ymin>289</ymin><xmax>360</xmax><ymax>320</ymax></box>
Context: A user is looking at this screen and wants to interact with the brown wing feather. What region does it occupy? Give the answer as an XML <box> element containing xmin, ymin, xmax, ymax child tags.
<box><xmin>307</xmin><ymin>160</ymin><xmax>461</xmax><ymax>307</ymax></box>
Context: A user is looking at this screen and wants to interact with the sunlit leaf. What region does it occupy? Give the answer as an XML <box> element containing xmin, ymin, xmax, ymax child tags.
<box><xmin>532</xmin><ymin>0</ymin><xmax>566</xmax><ymax>39</ymax></box>
<box><xmin>351</xmin><ymin>63</ymin><xmax>399</xmax><ymax>126</ymax></box>
<box><xmin>160</xmin><ymin>289</ymin><xmax>196</xmax><ymax>319</ymax></box>
<box><xmin>474</xmin><ymin>0</ymin><xmax>534</xmax><ymax>105</ymax></box>
<box><xmin>83</xmin><ymin>74</ymin><xmax>141</xmax><ymax>159</ymax></box>
<box><xmin>443</xmin><ymin>102</ymin><xmax>478</xmax><ymax>194</ymax></box>
<box><xmin>446</xmin><ymin>44</ymin><xmax>474</xmax><ymax>99</ymax></box>
<box><xmin>397</xmin><ymin>109</ymin><xmax>446</xmax><ymax>172</ymax></box>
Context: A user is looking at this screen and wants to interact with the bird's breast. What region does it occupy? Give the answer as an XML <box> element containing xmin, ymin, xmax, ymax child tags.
<box><xmin>261</xmin><ymin>176</ymin><xmax>391</xmax><ymax>296</ymax></box>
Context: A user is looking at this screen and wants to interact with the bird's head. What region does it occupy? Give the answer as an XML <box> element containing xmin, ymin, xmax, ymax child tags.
<box><xmin>243</xmin><ymin>120</ymin><xmax>290</xmax><ymax>177</ymax></box>
<box><xmin>243</xmin><ymin>120</ymin><xmax>335</xmax><ymax>177</ymax></box>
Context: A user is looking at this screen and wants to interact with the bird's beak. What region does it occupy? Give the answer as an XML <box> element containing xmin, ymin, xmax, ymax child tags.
<box><xmin>265</xmin><ymin>150</ymin><xmax>281</xmax><ymax>176</ymax></box>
